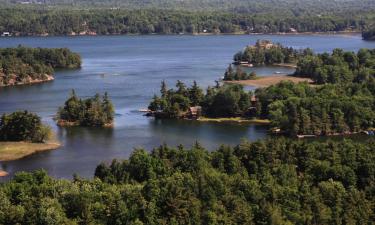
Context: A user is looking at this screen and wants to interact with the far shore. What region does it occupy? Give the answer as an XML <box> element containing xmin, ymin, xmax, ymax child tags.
<box><xmin>0</xmin><ymin>30</ymin><xmax>362</xmax><ymax>38</ymax></box>
<box><xmin>0</xmin><ymin>141</ymin><xmax>61</xmax><ymax>162</ymax></box>
<box><xmin>225</xmin><ymin>74</ymin><xmax>313</xmax><ymax>87</ymax></box>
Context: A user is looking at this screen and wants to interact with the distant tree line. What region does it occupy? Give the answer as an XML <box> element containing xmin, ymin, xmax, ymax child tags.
<box><xmin>294</xmin><ymin>48</ymin><xmax>375</xmax><ymax>84</ymax></box>
<box><xmin>57</xmin><ymin>90</ymin><xmax>115</xmax><ymax>127</ymax></box>
<box><xmin>0</xmin><ymin>46</ymin><xmax>81</xmax><ymax>86</ymax></box>
<box><xmin>0</xmin><ymin>138</ymin><xmax>374</xmax><ymax>224</ymax></box>
<box><xmin>0</xmin><ymin>7</ymin><xmax>372</xmax><ymax>36</ymax></box>
<box><xmin>0</xmin><ymin>111</ymin><xmax>51</xmax><ymax>143</ymax></box>
<box><xmin>148</xmin><ymin>81</ymin><xmax>254</xmax><ymax>118</ymax></box>
<box><xmin>233</xmin><ymin>40</ymin><xmax>312</xmax><ymax>66</ymax></box>
<box><xmin>255</xmin><ymin>81</ymin><xmax>375</xmax><ymax>136</ymax></box>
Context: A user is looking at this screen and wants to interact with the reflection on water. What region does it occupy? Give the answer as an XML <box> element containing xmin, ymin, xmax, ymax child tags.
<box><xmin>0</xmin><ymin>34</ymin><xmax>375</xmax><ymax>179</ymax></box>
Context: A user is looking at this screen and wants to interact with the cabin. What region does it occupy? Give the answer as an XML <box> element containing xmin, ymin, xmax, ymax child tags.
<box><xmin>1</xmin><ymin>32</ymin><xmax>11</xmax><ymax>37</ymax></box>
<box><xmin>189</xmin><ymin>106</ymin><xmax>202</xmax><ymax>119</ymax></box>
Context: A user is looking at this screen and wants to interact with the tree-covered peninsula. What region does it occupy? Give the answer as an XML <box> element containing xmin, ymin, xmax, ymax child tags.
<box><xmin>256</xmin><ymin>81</ymin><xmax>375</xmax><ymax>136</ymax></box>
<box><xmin>0</xmin><ymin>138</ymin><xmax>374</xmax><ymax>224</ymax></box>
<box><xmin>0</xmin><ymin>46</ymin><xmax>81</xmax><ymax>87</ymax></box>
<box><xmin>294</xmin><ymin>48</ymin><xmax>375</xmax><ymax>84</ymax></box>
<box><xmin>57</xmin><ymin>90</ymin><xmax>115</xmax><ymax>127</ymax></box>
<box><xmin>148</xmin><ymin>81</ymin><xmax>257</xmax><ymax>119</ymax></box>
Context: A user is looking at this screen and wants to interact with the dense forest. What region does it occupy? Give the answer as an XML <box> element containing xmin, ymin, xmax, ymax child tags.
<box><xmin>0</xmin><ymin>138</ymin><xmax>374</xmax><ymax>224</ymax></box>
<box><xmin>2</xmin><ymin>0</ymin><xmax>375</xmax><ymax>14</ymax></box>
<box><xmin>0</xmin><ymin>46</ymin><xmax>81</xmax><ymax>86</ymax></box>
<box><xmin>57</xmin><ymin>90</ymin><xmax>115</xmax><ymax>127</ymax></box>
<box><xmin>233</xmin><ymin>40</ymin><xmax>310</xmax><ymax>66</ymax></box>
<box><xmin>148</xmin><ymin>81</ymin><xmax>255</xmax><ymax>118</ymax></box>
<box><xmin>0</xmin><ymin>111</ymin><xmax>51</xmax><ymax>143</ymax></box>
<box><xmin>0</xmin><ymin>7</ymin><xmax>373</xmax><ymax>36</ymax></box>
<box><xmin>294</xmin><ymin>48</ymin><xmax>375</xmax><ymax>84</ymax></box>
<box><xmin>255</xmin><ymin>81</ymin><xmax>375</xmax><ymax>136</ymax></box>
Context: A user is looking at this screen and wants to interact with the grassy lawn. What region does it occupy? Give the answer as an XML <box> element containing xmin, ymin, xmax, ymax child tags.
<box><xmin>0</xmin><ymin>142</ymin><xmax>61</xmax><ymax>162</ymax></box>
<box><xmin>197</xmin><ymin>117</ymin><xmax>270</xmax><ymax>124</ymax></box>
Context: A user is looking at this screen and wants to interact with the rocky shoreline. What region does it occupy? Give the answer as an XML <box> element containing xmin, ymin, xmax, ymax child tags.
<box><xmin>0</xmin><ymin>74</ymin><xmax>54</xmax><ymax>87</ymax></box>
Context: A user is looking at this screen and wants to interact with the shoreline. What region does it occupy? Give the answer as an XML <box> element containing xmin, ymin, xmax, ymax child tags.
<box><xmin>197</xmin><ymin>117</ymin><xmax>270</xmax><ymax>124</ymax></box>
<box><xmin>0</xmin><ymin>141</ymin><xmax>61</xmax><ymax>162</ymax></box>
<box><xmin>225</xmin><ymin>75</ymin><xmax>313</xmax><ymax>87</ymax></box>
<box><xmin>0</xmin><ymin>74</ymin><xmax>54</xmax><ymax>87</ymax></box>
<box><xmin>0</xmin><ymin>31</ymin><xmax>362</xmax><ymax>38</ymax></box>
<box><xmin>57</xmin><ymin>119</ymin><xmax>114</xmax><ymax>128</ymax></box>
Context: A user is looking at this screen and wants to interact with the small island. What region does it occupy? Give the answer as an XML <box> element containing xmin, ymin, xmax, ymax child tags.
<box><xmin>57</xmin><ymin>90</ymin><xmax>115</xmax><ymax>127</ymax></box>
<box><xmin>0</xmin><ymin>46</ymin><xmax>81</xmax><ymax>87</ymax></box>
<box><xmin>0</xmin><ymin>111</ymin><xmax>60</xmax><ymax>162</ymax></box>
<box><xmin>148</xmin><ymin>80</ymin><xmax>262</xmax><ymax>123</ymax></box>
<box><xmin>233</xmin><ymin>40</ymin><xmax>310</xmax><ymax>67</ymax></box>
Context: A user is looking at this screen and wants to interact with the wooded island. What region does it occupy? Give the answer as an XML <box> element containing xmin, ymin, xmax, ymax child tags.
<box><xmin>0</xmin><ymin>46</ymin><xmax>81</xmax><ymax>87</ymax></box>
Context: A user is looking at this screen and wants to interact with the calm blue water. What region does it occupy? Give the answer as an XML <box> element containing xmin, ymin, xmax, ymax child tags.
<box><xmin>0</xmin><ymin>34</ymin><xmax>374</xmax><ymax>179</ymax></box>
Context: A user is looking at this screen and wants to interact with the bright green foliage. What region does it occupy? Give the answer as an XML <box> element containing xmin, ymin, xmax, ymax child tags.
<box><xmin>255</xmin><ymin>81</ymin><xmax>375</xmax><ymax>135</ymax></box>
<box><xmin>0</xmin><ymin>138</ymin><xmax>374</xmax><ymax>224</ymax></box>
<box><xmin>148</xmin><ymin>81</ymin><xmax>253</xmax><ymax>118</ymax></box>
<box><xmin>0</xmin><ymin>111</ymin><xmax>51</xmax><ymax>143</ymax></box>
<box><xmin>57</xmin><ymin>90</ymin><xmax>115</xmax><ymax>127</ymax></box>
<box><xmin>0</xmin><ymin>46</ymin><xmax>81</xmax><ymax>86</ymax></box>
<box><xmin>294</xmin><ymin>48</ymin><xmax>375</xmax><ymax>84</ymax></box>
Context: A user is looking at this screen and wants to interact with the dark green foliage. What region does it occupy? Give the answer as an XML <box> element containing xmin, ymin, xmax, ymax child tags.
<box><xmin>362</xmin><ymin>28</ymin><xmax>375</xmax><ymax>40</ymax></box>
<box><xmin>0</xmin><ymin>6</ymin><xmax>373</xmax><ymax>36</ymax></box>
<box><xmin>223</xmin><ymin>64</ymin><xmax>256</xmax><ymax>81</ymax></box>
<box><xmin>0</xmin><ymin>46</ymin><xmax>81</xmax><ymax>86</ymax></box>
<box><xmin>57</xmin><ymin>90</ymin><xmax>115</xmax><ymax>127</ymax></box>
<box><xmin>255</xmin><ymin>81</ymin><xmax>375</xmax><ymax>135</ymax></box>
<box><xmin>294</xmin><ymin>48</ymin><xmax>375</xmax><ymax>84</ymax></box>
<box><xmin>0</xmin><ymin>111</ymin><xmax>51</xmax><ymax>143</ymax></box>
<box><xmin>148</xmin><ymin>81</ymin><xmax>253</xmax><ymax>118</ymax></box>
<box><xmin>1</xmin><ymin>138</ymin><xmax>374</xmax><ymax>224</ymax></box>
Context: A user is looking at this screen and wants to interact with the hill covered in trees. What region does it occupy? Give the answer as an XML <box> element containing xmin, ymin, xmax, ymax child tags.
<box><xmin>57</xmin><ymin>90</ymin><xmax>115</xmax><ymax>127</ymax></box>
<box><xmin>0</xmin><ymin>6</ymin><xmax>373</xmax><ymax>36</ymax></box>
<box><xmin>0</xmin><ymin>46</ymin><xmax>81</xmax><ymax>87</ymax></box>
<box><xmin>3</xmin><ymin>0</ymin><xmax>375</xmax><ymax>14</ymax></box>
<box><xmin>0</xmin><ymin>138</ymin><xmax>374</xmax><ymax>224</ymax></box>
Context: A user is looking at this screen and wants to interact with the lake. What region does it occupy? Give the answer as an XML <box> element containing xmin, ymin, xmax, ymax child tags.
<box><xmin>0</xmin><ymin>34</ymin><xmax>374</xmax><ymax>179</ymax></box>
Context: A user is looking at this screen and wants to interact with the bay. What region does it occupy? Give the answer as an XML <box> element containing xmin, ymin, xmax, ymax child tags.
<box><xmin>0</xmin><ymin>34</ymin><xmax>374</xmax><ymax>179</ymax></box>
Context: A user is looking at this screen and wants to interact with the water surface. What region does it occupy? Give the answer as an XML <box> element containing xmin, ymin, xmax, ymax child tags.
<box><xmin>0</xmin><ymin>34</ymin><xmax>374</xmax><ymax>179</ymax></box>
